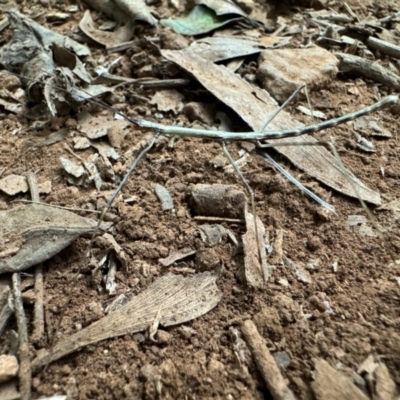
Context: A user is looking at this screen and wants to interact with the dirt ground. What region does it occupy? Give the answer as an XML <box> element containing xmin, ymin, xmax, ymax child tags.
<box><xmin>0</xmin><ymin>0</ymin><xmax>400</xmax><ymax>399</ymax></box>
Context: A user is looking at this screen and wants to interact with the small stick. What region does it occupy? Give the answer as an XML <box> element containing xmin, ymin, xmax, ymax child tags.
<box><xmin>26</xmin><ymin>173</ymin><xmax>45</xmax><ymax>345</ymax></box>
<box><xmin>12</xmin><ymin>199</ymin><xmax>101</xmax><ymax>214</ymax></box>
<box><xmin>193</xmin><ymin>216</ymin><xmax>244</xmax><ymax>224</ymax></box>
<box><xmin>12</xmin><ymin>273</ymin><xmax>32</xmax><ymax>400</ymax></box>
<box><xmin>241</xmin><ymin>319</ymin><xmax>297</xmax><ymax>400</ymax></box>
<box><xmin>0</xmin><ymin>284</ymin><xmax>13</xmax><ymax>335</ymax></box>
<box><xmin>336</xmin><ymin>53</ymin><xmax>400</xmax><ymax>91</ymax></box>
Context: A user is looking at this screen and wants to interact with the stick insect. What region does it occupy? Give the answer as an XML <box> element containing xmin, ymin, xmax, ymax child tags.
<box><xmin>7</xmin><ymin>71</ymin><xmax>399</xmax><ymax>258</ymax></box>
<box><xmin>5</xmin><ymin>72</ymin><xmax>399</xmax><ymax>367</ymax></box>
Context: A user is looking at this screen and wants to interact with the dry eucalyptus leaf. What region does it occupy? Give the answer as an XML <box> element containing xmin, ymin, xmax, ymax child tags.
<box><xmin>79</xmin><ymin>10</ymin><xmax>134</xmax><ymax>48</ymax></box>
<box><xmin>161</xmin><ymin>5</ymin><xmax>242</xmax><ymax>36</ymax></box>
<box><xmin>190</xmin><ymin>36</ymin><xmax>291</xmax><ymax>62</ymax></box>
<box><xmin>82</xmin><ymin>0</ymin><xmax>156</xmax><ymax>28</ymax></box>
<box><xmin>0</xmin><ymin>204</ymin><xmax>99</xmax><ymax>273</ymax></box>
<box><xmin>31</xmin><ymin>273</ymin><xmax>221</xmax><ymax>371</ymax></box>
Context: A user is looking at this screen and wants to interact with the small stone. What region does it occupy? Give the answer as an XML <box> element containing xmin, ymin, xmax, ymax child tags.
<box><xmin>257</xmin><ymin>48</ymin><xmax>338</xmax><ymax>103</ymax></box>
<box><xmin>0</xmin><ymin>174</ymin><xmax>28</xmax><ymax>196</ymax></box>
<box><xmin>195</xmin><ymin>249</ymin><xmax>220</xmax><ymax>272</ymax></box>
<box><xmin>177</xmin><ymin>326</ymin><xmax>197</xmax><ymax>339</ymax></box>
<box><xmin>156</xmin><ymin>330</ymin><xmax>172</xmax><ymax>344</ymax></box>
<box><xmin>208</xmin><ymin>358</ymin><xmax>225</xmax><ymax>373</ymax></box>
<box><xmin>139</xmin><ymin>364</ymin><xmax>157</xmax><ymax>382</ymax></box>
<box><xmin>273</xmin><ymin>351</ymin><xmax>291</xmax><ymax>368</ymax></box>
<box><xmin>183</xmin><ymin>102</ymin><xmax>216</xmax><ymax>126</ymax></box>
<box><xmin>0</xmin><ymin>355</ymin><xmax>19</xmax><ymax>383</ymax></box>
<box><xmin>307</xmin><ymin>236</ymin><xmax>322</xmax><ymax>251</ymax></box>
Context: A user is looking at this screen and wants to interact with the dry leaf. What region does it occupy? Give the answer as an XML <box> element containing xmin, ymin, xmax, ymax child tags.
<box><xmin>82</xmin><ymin>0</ymin><xmax>156</xmax><ymax>30</ymax></box>
<box><xmin>31</xmin><ymin>273</ymin><xmax>221</xmax><ymax>371</ymax></box>
<box><xmin>79</xmin><ymin>10</ymin><xmax>134</xmax><ymax>48</ymax></box>
<box><xmin>0</xmin><ymin>204</ymin><xmax>99</xmax><ymax>273</ymax></box>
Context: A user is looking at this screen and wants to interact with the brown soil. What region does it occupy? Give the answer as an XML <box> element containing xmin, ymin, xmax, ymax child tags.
<box><xmin>0</xmin><ymin>0</ymin><xmax>399</xmax><ymax>399</ymax></box>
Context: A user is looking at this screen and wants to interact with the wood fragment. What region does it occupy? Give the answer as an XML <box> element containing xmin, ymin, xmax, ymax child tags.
<box><xmin>31</xmin><ymin>264</ymin><xmax>44</xmax><ymax>345</ymax></box>
<box><xmin>336</xmin><ymin>53</ymin><xmax>400</xmax><ymax>91</ymax></box>
<box><xmin>241</xmin><ymin>320</ymin><xmax>297</xmax><ymax>400</ymax></box>
<box><xmin>12</xmin><ymin>273</ymin><xmax>31</xmax><ymax>400</ymax></box>
<box><xmin>193</xmin><ymin>216</ymin><xmax>244</xmax><ymax>224</ymax></box>
<box><xmin>365</xmin><ymin>36</ymin><xmax>400</xmax><ymax>59</ymax></box>
<box><xmin>242</xmin><ymin>208</ymin><xmax>271</xmax><ymax>287</ymax></box>
<box><xmin>0</xmin><ymin>283</ymin><xmax>13</xmax><ymax>336</ymax></box>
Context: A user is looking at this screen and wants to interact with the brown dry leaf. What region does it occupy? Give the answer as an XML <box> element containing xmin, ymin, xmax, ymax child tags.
<box><xmin>0</xmin><ymin>204</ymin><xmax>99</xmax><ymax>274</ymax></box>
<box><xmin>196</xmin><ymin>0</ymin><xmax>248</xmax><ymax>18</ymax></box>
<box><xmin>161</xmin><ymin>48</ymin><xmax>381</xmax><ymax>205</ymax></box>
<box><xmin>82</xmin><ymin>0</ymin><xmax>157</xmax><ymax>41</ymax></box>
<box><xmin>190</xmin><ymin>36</ymin><xmax>291</xmax><ymax>62</ymax></box>
<box><xmin>242</xmin><ymin>207</ymin><xmax>271</xmax><ymax>287</ymax></box>
<box><xmin>31</xmin><ymin>273</ymin><xmax>222</xmax><ymax>371</ymax></box>
<box><xmin>79</xmin><ymin>10</ymin><xmax>134</xmax><ymax>48</ymax></box>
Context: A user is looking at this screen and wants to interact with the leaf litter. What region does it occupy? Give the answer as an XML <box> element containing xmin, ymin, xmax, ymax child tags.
<box><xmin>0</xmin><ymin>0</ymin><xmax>399</xmax><ymax>398</ymax></box>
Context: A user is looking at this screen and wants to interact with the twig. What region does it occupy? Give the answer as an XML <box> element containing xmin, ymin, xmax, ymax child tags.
<box><xmin>193</xmin><ymin>216</ymin><xmax>244</xmax><ymax>224</ymax></box>
<box><xmin>26</xmin><ymin>173</ymin><xmax>45</xmax><ymax>345</ymax></box>
<box><xmin>12</xmin><ymin>273</ymin><xmax>31</xmax><ymax>400</ymax></box>
<box><xmin>0</xmin><ymin>283</ymin><xmax>13</xmax><ymax>335</ymax></box>
<box><xmin>12</xmin><ymin>199</ymin><xmax>101</xmax><ymax>214</ymax></box>
<box><xmin>241</xmin><ymin>319</ymin><xmax>297</xmax><ymax>400</ymax></box>
<box><xmin>365</xmin><ymin>36</ymin><xmax>400</xmax><ymax>59</ymax></box>
<box><xmin>336</xmin><ymin>53</ymin><xmax>400</xmax><ymax>90</ymax></box>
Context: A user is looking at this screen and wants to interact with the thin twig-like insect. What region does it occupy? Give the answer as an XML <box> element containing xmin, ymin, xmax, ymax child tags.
<box><xmin>6</xmin><ymin>73</ymin><xmax>399</xmax><ymax>369</ymax></box>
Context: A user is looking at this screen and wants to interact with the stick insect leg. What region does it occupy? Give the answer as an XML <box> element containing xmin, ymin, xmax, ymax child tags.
<box><xmin>257</xmin><ymin>139</ymin><xmax>395</xmax><ymax>260</ymax></box>
<box><xmin>221</xmin><ymin>141</ymin><xmax>264</xmax><ymax>271</ymax></box>
<box><xmin>260</xmin><ymin>84</ymin><xmax>305</xmax><ymax>132</ymax></box>
<box><xmin>44</xmin><ymin>132</ymin><xmax>160</xmax><ymax>372</ymax></box>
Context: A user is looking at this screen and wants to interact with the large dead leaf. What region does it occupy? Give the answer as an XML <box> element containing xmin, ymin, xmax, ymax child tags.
<box><xmin>0</xmin><ymin>204</ymin><xmax>99</xmax><ymax>273</ymax></box>
<box><xmin>31</xmin><ymin>273</ymin><xmax>221</xmax><ymax>371</ymax></box>
<box><xmin>161</xmin><ymin>5</ymin><xmax>242</xmax><ymax>36</ymax></box>
<box><xmin>190</xmin><ymin>36</ymin><xmax>291</xmax><ymax>62</ymax></box>
<box><xmin>161</xmin><ymin>48</ymin><xmax>381</xmax><ymax>205</ymax></box>
<box><xmin>79</xmin><ymin>10</ymin><xmax>134</xmax><ymax>47</ymax></box>
<box><xmin>83</xmin><ymin>0</ymin><xmax>157</xmax><ymax>27</ymax></box>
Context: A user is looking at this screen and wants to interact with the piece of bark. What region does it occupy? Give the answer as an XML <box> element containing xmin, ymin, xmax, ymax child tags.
<box><xmin>190</xmin><ymin>184</ymin><xmax>247</xmax><ymax>219</ymax></box>
<box><xmin>336</xmin><ymin>53</ymin><xmax>400</xmax><ymax>91</ymax></box>
<box><xmin>241</xmin><ymin>319</ymin><xmax>297</xmax><ymax>400</ymax></box>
